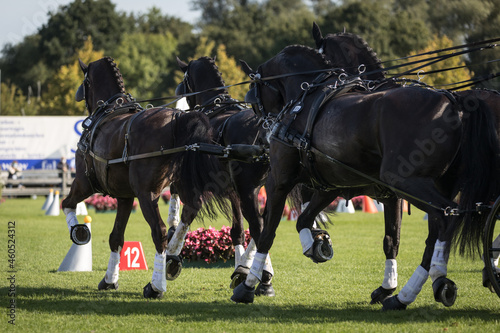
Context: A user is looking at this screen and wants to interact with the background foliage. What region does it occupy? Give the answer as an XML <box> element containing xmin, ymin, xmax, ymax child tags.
<box><xmin>1</xmin><ymin>0</ymin><xmax>500</xmax><ymax>115</ymax></box>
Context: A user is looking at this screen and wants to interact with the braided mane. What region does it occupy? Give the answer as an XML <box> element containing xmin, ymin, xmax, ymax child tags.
<box><xmin>326</xmin><ymin>32</ymin><xmax>384</xmax><ymax>72</ymax></box>
<box><xmin>195</xmin><ymin>56</ymin><xmax>227</xmax><ymax>93</ymax></box>
<box><xmin>281</xmin><ymin>44</ymin><xmax>332</xmax><ymax>69</ymax></box>
<box><xmin>103</xmin><ymin>56</ymin><xmax>126</xmax><ymax>93</ymax></box>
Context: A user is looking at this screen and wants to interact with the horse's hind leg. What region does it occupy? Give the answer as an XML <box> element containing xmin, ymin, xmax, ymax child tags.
<box><xmin>98</xmin><ymin>197</ymin><xmax>134</xmax><ymax>291</ymax></box>
<box><xmin>370</xmin><ymin>196</ymin><xmax>402</xmax><ymax>304</ymax></box>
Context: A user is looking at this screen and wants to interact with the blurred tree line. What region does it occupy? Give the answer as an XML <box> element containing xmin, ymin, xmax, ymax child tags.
<box><xmin>1</xmin><ymin>0</ymin><xmax>499</xmax><ymax>115</ymax></box>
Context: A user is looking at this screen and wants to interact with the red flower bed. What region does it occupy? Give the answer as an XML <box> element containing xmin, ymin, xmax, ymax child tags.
<box><xmin>181</xmin><ymin>226</ymin><xmax>251</xmax><ymax>263</ymax></box>
<box><xmin>84</xmin><ymin>194</ymin><xmax>138</xmax><ymax>212</ymax></box>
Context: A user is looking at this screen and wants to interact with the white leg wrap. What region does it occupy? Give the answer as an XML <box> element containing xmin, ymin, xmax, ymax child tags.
<box><xmin>240</xmin><ymin>238</ymin><xmax>257</xmax><ymax>268</ymax></box>
<box><xmin>104</xmin><ymin>250</ymin><xmax>121</xmax><ymax>284</ymax></box>
<box><xmin>397</xmin><ymin>265</ymin><xmax>429</xmax><ymax>305</ymax></box>
<box><xmin>247</xmin><ymin>252</ymin><xmax>267</xmax><ymax>287</ymax></box>
<box><xmin>64</xmin><ymin>208</ymin><xmax>78</xmax><ymax>233</ymax></box>
<box><xmin>382</xmin><ymin>259</ymin><xmax>398</xmax><ymax>289</ymax></box>
<box><xmin>234</xmin><ymin>244</ymin><xmax>245</xmax><ymax>268</ymax></box>
<box><xmin>299</xmin><ymin>228</ymin><xmax>314</xmax><ymax>254</ymax></box>
<box><xmin>492</xmin><ymin>235</ymin><xmax>500</xmax><ymax>265</ymax></box>
<box><xmin>263</xmin><ymin>253</ymin><xmax>274</xmax><ymax>277</ymax></box>
<box><xmin>167</xmin><ymin>194</ymin><xmax>181</xmax><ymax>228</ymax></box>
<box><xmin>166</xmin><ymin>221</ymin><xmax>189</xmax><ymax>256</ymax></box>
<box><xmin>151</xmin><ymin>251</ymin><xmax>167</xmax><ymax>292</ymax></box>
<box><xmin>429</xmin><ymin>240</ymin><xmax>449</xmax><ymax>282</ymax></box>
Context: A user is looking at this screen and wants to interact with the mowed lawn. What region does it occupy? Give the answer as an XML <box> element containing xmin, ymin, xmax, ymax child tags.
<box><xmin>0</xmin><ymin>196</ymin><xmax>498</xmax><ymax>332</ymax></box>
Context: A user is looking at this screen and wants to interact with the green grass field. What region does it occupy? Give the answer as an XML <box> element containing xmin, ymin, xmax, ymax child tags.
<box><xmin>1</xmin><ymin>197</ymin><xmax>498</xmax><ymax>332</ymax></box>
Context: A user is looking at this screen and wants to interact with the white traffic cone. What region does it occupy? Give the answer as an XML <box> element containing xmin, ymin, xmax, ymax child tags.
<box><xmin>336</xmin><ymin>199</ymin><xmax>355</xmax><ymax>213</ymax></box>
<box><xmin>42</xmin><ymin>189</ymin><xmax>54</xmax><ymax>211</ymax></box>
<box><xmin>45</xmin><ymin>190</ymin><xmax>60</xmax><ymax>216</ymax></box>
<box><xmin>58</xmin><ymin>216</ymin><xmax>92</xmax><ymax>272</ymax></box>
<box><xmin>76</xmin><ymin>201</ymin><xmax>88</xmax><ymax>215</ymax></box>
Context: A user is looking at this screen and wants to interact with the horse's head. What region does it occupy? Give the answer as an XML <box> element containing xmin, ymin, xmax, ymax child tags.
<box><xmin>312</xmin><ymin>22</ymin><xmax>385</xmax><ymax>81</ymax></box>
<box><xmin>75</xmin><ymin>57</ymin><xmax>126</xmax><ymax>115</ymax></box>
<box><xmin>176</xmin><ymin>56</ymin><xmax>227</xmax><ymax>109</ymax></box>
<box><xmin>242</xmin><ymin>44</ymin><xmax>331</xmax><ymax>119</ymax></box>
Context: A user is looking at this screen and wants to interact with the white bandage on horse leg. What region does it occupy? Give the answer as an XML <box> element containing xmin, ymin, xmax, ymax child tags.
<box><xmin>263</xmin><ymin>253</ymin><xmax>274</xmax><ymax>277</ymax></box>
<box><xmin>382</xmin><ymin>259</ymin><xmax>398</xmax><ymax>289</ymax></box>
<box><xmin>104</xmin><ymin>250</ymin><xmax>121</xmax><ymax>284</ymax></box>
<box><xmin>151</xmin><ymin>251</ymin><xmax>167</xmax><ymax>292</ymax></box>
<box><xmin>166</xmin><ymin>221</ymin><xmax>189</xmax><ymax>256</ymax></box>
<box><xmin>63</xmin><ymin>208</ymin><xmax>78</xmax><ymax>233</ymax></box>
<box><xmin>492</xmin><ymin>235</ymin><xmax>500</xmax><ymax>268</ymax></box>
<box><xmin>240</xmin><ymin>238</ymin><xmax>257</xmax><ymax>268</ymax></box>
<box><xmin>397</xmin><ymin>265</ymin><xmax>429</xmax><ymax>305</ymax></box>
<box><xmin>166</xmin><ymin>194</ymin><xmax>181</xmax><ymax>228</ymax></box>
<box><xmin>234</xmin><ymin>244</ymin><xmax>245</xmax><ymax>268</ymax></box>
<box><xmin>247</xmin><ymin>252</ymin><xmax>267</xmax><ymax>288</ymax></box>
<box><xmin>429</xmin><ymin>240</ymin><xmax>449</xmax><ymax>282</ymax></box>
<box><xmin>299</xmin><ymin>228</ymin><xmax>314</xmax><ymax>254</ymax></box>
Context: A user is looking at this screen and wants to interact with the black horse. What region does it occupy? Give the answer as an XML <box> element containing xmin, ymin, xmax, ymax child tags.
<box><xmin>170</xmin><ymin>56</ymin><xmax>276</xmax><ymax>296</ymax></box>
<box><xmin>231</xmin><ymin>45</ymin><xmax>500</xmax><ymax>310</ymax></box>
<box><xmin>313</xmin><ymin>22</ymin><xmax>500</xmax><ymax>293</ymax></box>
<box><xmin>61</xmin><ymin>57</ymin><xmax>230</xmax><ymax>299</ymax></box>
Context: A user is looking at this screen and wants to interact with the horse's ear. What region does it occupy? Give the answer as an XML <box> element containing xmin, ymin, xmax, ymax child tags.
<box><xmin>176</xmin><ymin>57</ymin><xmax>188</xmax><ymax>72</ymax></box>
<box><xmin>239</xmin><ymin>60</ymin><xmax>254</xmax><ymax>77</ymax></box>
<box><xmin>213</xmin><ymin>55</ymin><xmax>216</xmax><ymax>62</ymax></box>
<box><xmin>312</xmin><ymin>22</ymin><xmax>324</xmax><ymax>49</ymax></box>
<box><xmin>78</xmin><ymin>58</ymin><xmax>88</xmax><ymax>73</ymax></box>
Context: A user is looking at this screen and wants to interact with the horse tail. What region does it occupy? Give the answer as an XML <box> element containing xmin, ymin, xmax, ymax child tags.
<box><xmin>170</xmin><ymin>111</ymin><xmax>234</xmax><ymax>220</ymax></box>
<box><xmin>452</xmin><ymin>94</ymin><xmax>500</xmax><ymax>256</ymax></box>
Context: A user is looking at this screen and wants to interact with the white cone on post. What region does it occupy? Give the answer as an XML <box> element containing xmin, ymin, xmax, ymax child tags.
<box><xmin>76</xmin><ymin>201</ymin><xmax>88</xmax><ymax>216</ymax></box>
<box><xmin>45</xmin><ymin>190</ymin><xmax>60</xmax><ymax>216</ymax></box>
<box><xmin>42</xmin><ymin>189</ymin><xmax>54</xmax><ymax>211</ymax></box>
<box><xmin>58</xmin><ymin>216</ymin><xmax>92</xmax><ymax>272</ymax></box>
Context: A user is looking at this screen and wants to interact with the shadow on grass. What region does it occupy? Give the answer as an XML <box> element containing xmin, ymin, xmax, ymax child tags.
<box><xmin>5</xmin><ymin>286</ymin><xmax>498</xmax><ymax>325</ymax></box>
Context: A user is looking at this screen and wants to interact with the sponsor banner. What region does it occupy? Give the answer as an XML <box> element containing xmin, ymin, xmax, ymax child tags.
<box><xmin>0</xmin><ymin>116</ymin><xmax>85</xmax><ymax>170</ymax></box>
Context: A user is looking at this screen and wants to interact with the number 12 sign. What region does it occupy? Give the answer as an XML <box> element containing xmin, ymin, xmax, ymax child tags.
<box><xmin>119</xmin><ymin>241</ymin><xmax>148</xmax><ymax>271</ymax></box>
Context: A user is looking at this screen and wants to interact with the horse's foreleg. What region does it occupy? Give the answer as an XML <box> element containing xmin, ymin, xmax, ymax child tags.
<box><xmin>62</xmin><ymin>176</ymin><xmax>93</xmax><ymax>245</ymax></box>
<box><xmin>296</xmin><ymin>190</ymin><xmax>337</xmax><ymax>263</ymax></box>
<box><xmin>231</xmin><ymin>171</ymin><xmax>295</xmax><ymax>303</ymax></box>
<box><xmin>370</xmin><ymin>197</ymin><xmax>402</xmax><ymax>304</ymax></box>
<box><xmin>167</xmin><ymin>185</ymin><xmax>181</xmax><ymax>230</ymax></box>
<box><xmin>164</xmin><ymin>203</ymin><xmax>199</xmax><ymax>281</ymax></box>
<box><xmin>98</xmin><ymin>197</ymin><xmax>134</xmax><ymax>291</ymax></box>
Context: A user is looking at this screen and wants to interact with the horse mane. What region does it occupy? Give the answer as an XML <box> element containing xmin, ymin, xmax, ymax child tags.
<box><xmin>280</xmin><ymin>44</ymin><xmax>332</xmax><ymax>69</ymax></box>
<box><xmin>102</xmin><ymin>56</ymin><xmax>126</xmax><ymax>93</ymax></box>
<box><xmin>325</xmin><ymin>32</ymin><xmax>384</xmax><ymax>73</ymax></box>
<box><xmin>194</xmin><ymin>56</ymin><xmax>228</xmax><ymax>94</ymax></box>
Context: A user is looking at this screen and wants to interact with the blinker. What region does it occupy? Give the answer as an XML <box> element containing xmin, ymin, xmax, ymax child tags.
<box><xmin>75</xmin><ymin>84</ymin><xmax>84</xmax><ymax>102</ymax></box>
<box><xmin>175</xmin><ymin>82</ymin><xmax>185</xmax><ymax>96</ymax></box>
<box><xmin>245</xmin><ymin>86</ymin><xmax>258</xmax><ymax>104</ymax></box>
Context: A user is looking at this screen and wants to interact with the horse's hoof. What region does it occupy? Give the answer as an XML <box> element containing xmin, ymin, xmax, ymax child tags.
<box><xmin>165</xmin><ymin>255</ymin><xmax>182</xmax><ymax>281</ymax></box>
<box><xmin>305</xmin><ymin>229</ymin><xmax>333</xmax><ymax>263</ymax></box>
<box><xmin>143</xmin><ymin>282</ymin><xmax>163</xmax><ymax>299</ymax></box>
<box><xmin>70</xmin><ymin>224</ymin><xmax>91</xmax><ymax>245</ymax></box>
<box><xmin>98</xmin><ymin>277</ymin><xmax>118</xmax><ymax>290</ymax></box>
<box><xmin>382</xmin><ymin>295</ymin><xmax>407</xmax><ymax>311</ymax></box>
<box><xmin>231</xmin><ymin>282</ymin><xmax>255</xmax><ymax>303</ymax></box>
<box><xmin>370</xmin><ymin>286</ymin><xmax>396</xmax><ymax>304</ymax></box>
<box><xmin>432</xmin><ymin>276</ymin><xmax>457</xmax><ymax>307</ymax></box>
<box><xmin>255</xmin><ymin>282</ymin><xmax>275</xmax><ymax>297</ymax></box>
<box><xmin>482</xmin><ymin>267</ymin><xmax>494</xmax><ymax>292</ymax></box>
<box><xmin>230</xmin><ymin>266</ymin><xmax>250</xmax><ymax>289</ymax></box>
